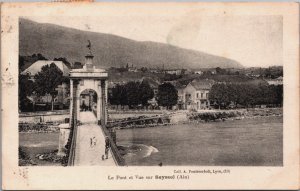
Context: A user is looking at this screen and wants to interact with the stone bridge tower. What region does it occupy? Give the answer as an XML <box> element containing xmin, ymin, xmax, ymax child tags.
<box><xmin>69</xmin><ymin>42</ymin><xmax>108</xmax><ymax>126</ymax></box>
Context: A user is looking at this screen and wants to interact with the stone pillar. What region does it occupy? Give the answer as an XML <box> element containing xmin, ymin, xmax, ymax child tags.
<box><xmin>76</xmin><ymin>85</ymin><xmax>80</xmax><ymax>122</ymax></box>
<box><xmin>72</xmin><ymin>80</ymin><xmax>79</xmax><ymax>125</ymax></box>
<box><xmin>105</xmin><ymin>80</ymin><xmax>108</xmax><ymax>124</ymax></box>
<box><xmin>69</xmin><ymin>79</ymin><xmax>73</xmax><ymax>127</ymax></box>
<box><xmin>57</xmin><ymin>123</ymin><xmax>70</xmax><ymax>156</ymax></box>
<box><xmin>97</xmin><ymin>82</ymin><xmax>102</xmax><ymax>124</ymax></box>
<box><xmin>101</xmin><ymin>80</ymin><xmax>106</xmax><ymax>126</ymax></box>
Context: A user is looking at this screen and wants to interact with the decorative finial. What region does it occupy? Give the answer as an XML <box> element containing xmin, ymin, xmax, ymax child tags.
<box><xmin>87</xmin><ymin>40</ymin><xmax>92</xmax><ymax>53</ymax></box>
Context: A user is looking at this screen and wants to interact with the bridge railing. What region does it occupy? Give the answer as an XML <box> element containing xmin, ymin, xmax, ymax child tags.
<box><xmin>67</xmin><ymin>118</ymin><xmax>78</xmax><ymax>166</ymax></box>
<box><xmin>92</xmin><ymin>110</ymin><xmax>125</xmax><ymax>166</ymax></box>
<box><xmin>100</xmin><ymin>125</ymin><xmax>126</xmax><ymax>166</ymax></box>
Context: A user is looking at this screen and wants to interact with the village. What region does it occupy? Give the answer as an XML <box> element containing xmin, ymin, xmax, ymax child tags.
<box><xmin>19</xmin><ymin>54</ymin><xmax>283</xmax><ymax>114</ymax></box>
<box><xmin>18</xmin><ymin>52</ymin><xmax>283</xmax><ymax>167</ymax></box>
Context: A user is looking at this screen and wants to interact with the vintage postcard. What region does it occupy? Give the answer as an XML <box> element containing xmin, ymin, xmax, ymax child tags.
<box><xmin>1</xmin><ymin>2</ymin><xmax>299</xmax><ymax>190</ymax></box>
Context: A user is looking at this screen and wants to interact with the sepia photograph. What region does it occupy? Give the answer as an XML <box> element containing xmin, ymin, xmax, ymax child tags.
<box><xmin>1</xmin><ymin>2</ymin><xmax>299</xmax><ymax>190</ymax></box>
<box><xmin>18</xmin><ymin>15</ymin><xmax>283</xmax><ymax>167</ymax></box>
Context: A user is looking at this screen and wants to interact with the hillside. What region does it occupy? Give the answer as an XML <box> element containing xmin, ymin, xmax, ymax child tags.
<box><xmin>19</xmin><ymin>18</ymin><xmax>243</xmax><ymax>70</ymax></box>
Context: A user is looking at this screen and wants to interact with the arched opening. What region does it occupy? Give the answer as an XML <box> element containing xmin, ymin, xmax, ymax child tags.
<box><xmin>80</xmin><ymin>89</ymin><xmax>97</xmax><ymax>112</ymax></box>
<box><xmin>79</xmin><ymin>89</ymin><xmax>98</xmax><ymax>123</ymax></box>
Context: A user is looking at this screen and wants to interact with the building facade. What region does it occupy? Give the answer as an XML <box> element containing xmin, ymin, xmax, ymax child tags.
<box><xmin>178</xmin><ymin>79</ymin><xmax>214</xmax><ymax>110</ymax></box>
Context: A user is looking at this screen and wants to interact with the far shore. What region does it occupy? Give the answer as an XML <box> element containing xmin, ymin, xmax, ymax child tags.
<box><xmin>107</xmin><ymin>107</ymin><xmax>283</xmax><ymax>129</ymax></box>
<box><xmin>18</xmin><ymin>107</ymin><xmax>283</xmax><ymax>132</ymax></box>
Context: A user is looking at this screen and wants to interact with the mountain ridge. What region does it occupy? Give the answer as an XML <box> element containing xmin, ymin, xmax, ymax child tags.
<box><xmin>19</xmin><ymin>18</ymin><xmax>243</xmax><ymax>69</ymax></box>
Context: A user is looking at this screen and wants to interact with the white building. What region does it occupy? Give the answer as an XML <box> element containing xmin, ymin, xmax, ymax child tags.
<box><xmin>21</xmin><ymin>60</ymin><xmax>70</xmax><ymax>78</ymax></box>
<box><xmin>178</xmin><ymin>79</ymin><xmax>214</xmax><ymax>110</ymax></box>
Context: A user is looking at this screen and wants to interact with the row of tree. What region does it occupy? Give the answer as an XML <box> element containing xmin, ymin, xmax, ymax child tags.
<box><xmin>108</xmin><ymin>82</ymin><xmax>178</xmax><ymax>109</ymax></box>
<box><xmin>108</xmin><ymin>81</ymin><xmax>154</xmax><ymax>109</ymax></box>
<box><xmin>209</xmin><ymin>83</ymin><xmax>283</xmax><ymax>108</ymax></box>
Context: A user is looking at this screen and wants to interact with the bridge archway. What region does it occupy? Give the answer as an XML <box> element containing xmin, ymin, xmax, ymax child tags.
<box><xmin>80</xmin><ymin>89</ymin><xmax>97</xmax><ymax>112</ymax></box>
<box><xmin>69</xmin><ymin>51</ymin><xmax>108</xmax><ymax>127</ymax></box>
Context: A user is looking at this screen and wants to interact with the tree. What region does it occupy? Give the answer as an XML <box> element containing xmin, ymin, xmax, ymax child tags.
<box><xmin>19</xmin><ymin>74</ymin><xmax>35</xmax><ymax>111</ymax></box>
<box><xmin>32</xmin><ymin>53</ymin><xmax>47</xmax><ymax>61</ymax></box>
<box><xmin>140</xmin><ymin>67</ymin><xmax>148</xmax><ymax>73</ymax></box>
<box><xmin>34</xmin><ymin>63</ymin><xmax>66</xmax><ymax>111</ymax></box>
<box><xmin>125</xmin><ymin>81</ymin><xmax>140</xmax><ymax>108</ymax></box>
<box><xmin>275</xmin><ymin>85</ymin><xmax>283</xmax><ymax>106</ymax></box>
<box><xmin>209</xmin><ymin>83</ymin><xmax>230</xmax><ymax>109</ymax></box>
<box><xmin>216</xmin><ymin>67</ymin><xmax>226</xmax><ymax>75</ymax></box>
<box><xmin>138</xmin><ymin>81</ymin><xmax>154</xmax><ymax>107</ymax></box>
<box><xmin>109</xmin><ymin>84</ymin><xmax>128</xmax><ymax>109</ymax></box>
<box><xmin>157</xmin><ymin>83</ymin><xmax>178</xmax><ymax>109</ymax></box>
<box><xmin>210</xmin><ymin>82</ymin><xmax>283</xmax><ymax>109</ymax></box>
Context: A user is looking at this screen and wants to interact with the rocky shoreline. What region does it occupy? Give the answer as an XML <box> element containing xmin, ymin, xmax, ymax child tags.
<box><xmin>188</xmin><ymin>108</ymin><xmax>282</xmax><ymax>123</ymax></box>
<box><xmin>113</xmin><ymin>108</ymin><xmax>283</xmax><ymax>129</ymax></box>
<box><xmin>19</xmin><ymin>147</ymin><xmax>64</xmax><ymax>166</ymax></box>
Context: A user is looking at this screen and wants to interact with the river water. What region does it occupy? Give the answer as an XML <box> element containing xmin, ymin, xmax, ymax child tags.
<box><xmin>116</xmin><ymin>116</ymin><xmax>283</xmax><ymax>166</ymax></box>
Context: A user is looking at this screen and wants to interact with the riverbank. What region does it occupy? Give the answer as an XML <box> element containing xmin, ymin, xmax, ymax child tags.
<box><xmin>19</xmin><ymin>147</ymin><xmax>64</xmax><ymax>166</ymax></box>
<box><xmin>110</xmin><ymin>108</ymin><xmax>282</xmax><ymax>129</ymax></box>
<box><xmin>19</xmin><ymin>132</ymin><xmax>62</xmax><ymax>166</ymax></box>
<box><xmin>188</xmin><ymin>108</ymin><xmax>282</xmax><ymax>123</ymax></box>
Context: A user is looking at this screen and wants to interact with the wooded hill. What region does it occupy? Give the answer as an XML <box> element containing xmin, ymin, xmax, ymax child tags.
<box><xmin>20</xmin><ymin>18</ymin><xmax>243</xmax><ymax>70</ymax></box>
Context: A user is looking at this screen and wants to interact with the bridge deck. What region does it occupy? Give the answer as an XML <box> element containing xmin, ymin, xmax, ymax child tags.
<box><xmin>73</xmin><ymin>111</ymin><xmax>116</xmax><ymax>166</ymax></box>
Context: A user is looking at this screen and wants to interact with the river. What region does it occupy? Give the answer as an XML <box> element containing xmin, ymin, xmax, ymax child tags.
<box><xmin>116</xmin><ymin>116</ymin><xmax>283</xmax><ymax>166</ymax></box>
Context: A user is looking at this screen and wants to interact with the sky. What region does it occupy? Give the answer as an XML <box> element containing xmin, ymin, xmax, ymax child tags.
<box><xmin>27</xmin><ymin>14</ymin><xmax>282</xmax><ymax>68</ymax></box>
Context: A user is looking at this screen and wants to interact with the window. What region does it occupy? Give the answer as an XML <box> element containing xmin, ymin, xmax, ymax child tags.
<box><xmin>201</xmin><ymin>93</ymin><xmax>204</xmax><ymax>98</ymax></box>
<box><xmin>186</xmin><ymin>94</ymin><xmax>191</xmax><ymax>104</ymax></box>
<box><xmin>196</xmin><ymin>93</ymin><xmax>199</xmax><ymax>98</ymax></box>
<box><xmin>206</xmin><ymin>93</ymin><xmax>209</xmax><ymax>98</ymax></box>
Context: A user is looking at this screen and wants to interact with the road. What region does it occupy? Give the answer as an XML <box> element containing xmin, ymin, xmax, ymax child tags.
<box><xmin>73</xmin><ymin>111</ymin><xmax>116</xmax><ymax>166</ymax></box>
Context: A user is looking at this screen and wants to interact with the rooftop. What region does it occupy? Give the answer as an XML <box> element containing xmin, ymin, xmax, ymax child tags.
<box><xmin>21</xmin><ymin>60</ymin><xmax>70</xmax><ymax>76</ymax></box>
<box><xmin>190</xmin><ymin>79</ymin><xmax>215</xmax><ymax>90</ymax></box>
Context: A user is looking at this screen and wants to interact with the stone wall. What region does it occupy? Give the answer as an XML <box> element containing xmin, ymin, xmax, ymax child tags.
<box><xmin>19</xmin><ymin>111</ymin><xmax>69</xmax><ymax>123</ymax></box>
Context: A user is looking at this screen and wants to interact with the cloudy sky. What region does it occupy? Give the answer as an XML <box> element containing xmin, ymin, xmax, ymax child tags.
<box><xmin>28</xmin><ymin>14</ymin><xmax>282</xmax><ymax>68</ymax></box>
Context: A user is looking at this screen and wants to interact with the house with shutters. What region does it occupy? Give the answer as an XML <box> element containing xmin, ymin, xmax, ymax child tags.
<box><xmin>178</xmin><ymin>79</ymin><xmax>214</xmax><ymax>110</ymax></box>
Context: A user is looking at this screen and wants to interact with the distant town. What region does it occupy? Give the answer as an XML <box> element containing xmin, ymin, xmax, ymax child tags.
<box><xmin>19</xmin><ymin>53</ymin><xmax>283</xmax><ymax>113</ymax></box>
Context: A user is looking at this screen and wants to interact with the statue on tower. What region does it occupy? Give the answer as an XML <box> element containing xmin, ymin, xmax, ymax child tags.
<box><xmin>84</xmin><ymin>40</ymin><xmax>94</xmax><ymax>68</ymax></box>
<box><xmin>87</xmin><ymin>40</ymin><xmax>92</xmax><ymax>54</ymax></box>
